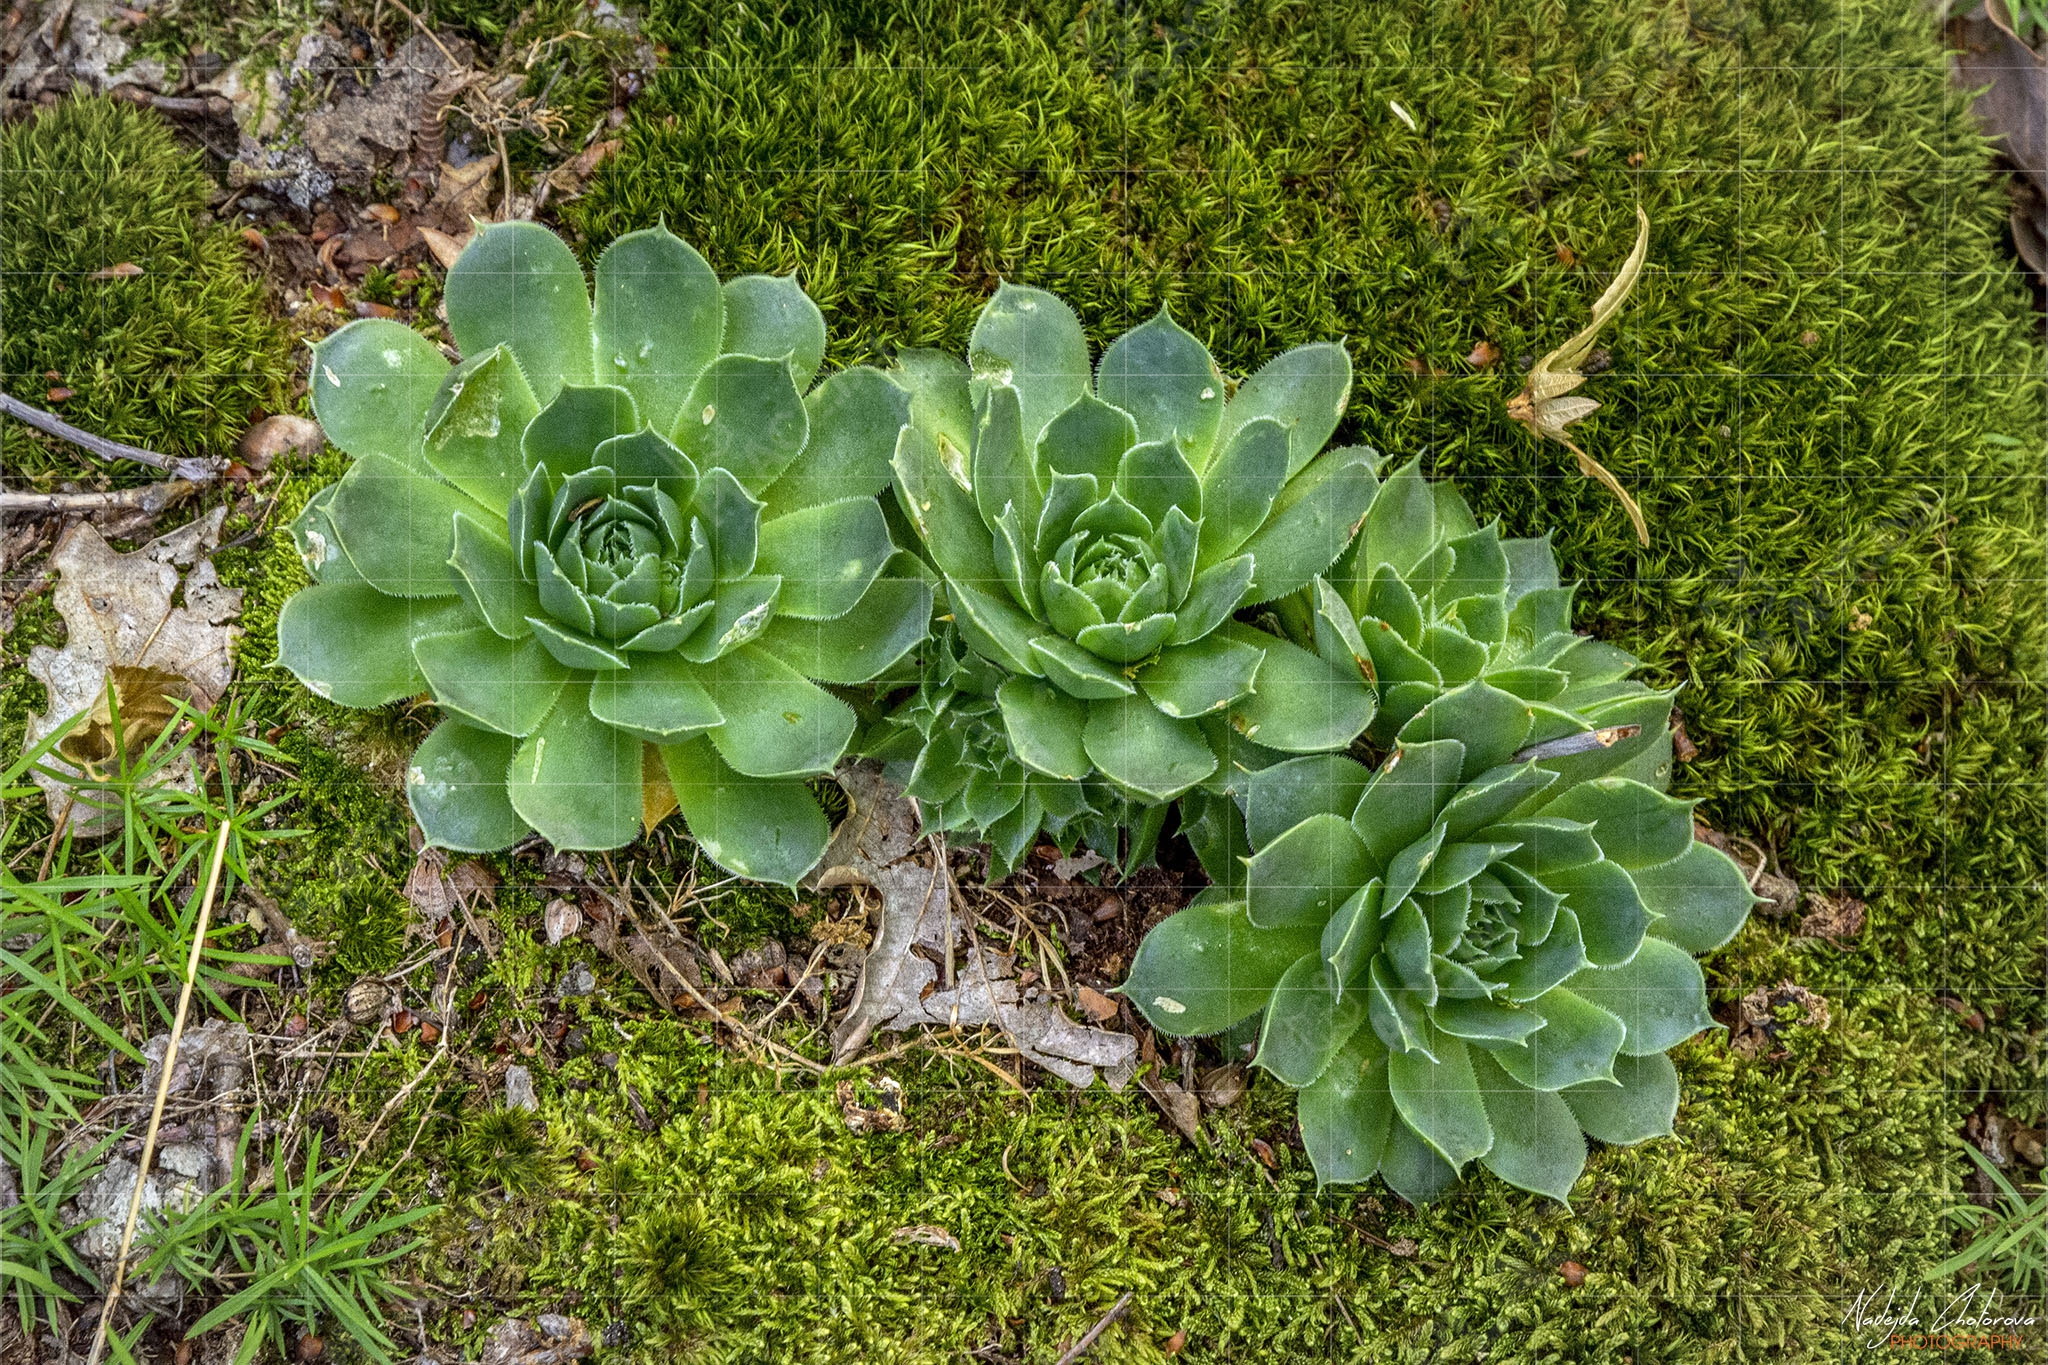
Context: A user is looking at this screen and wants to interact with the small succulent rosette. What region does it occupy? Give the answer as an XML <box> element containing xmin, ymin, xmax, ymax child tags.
<box><xmin>885</xmin><ymin>283</ymin><xmax>1380</xmax><ymax>853</ymax></box>
<box><xmin>1124</xmin><ymin>674</ymin><xmax>1759</xmax><ymax>1203</ymax></box>
<box><xmin>280</xmin><ymin>222</ymin><xmax>929</xmax><ymax>883</ymax></box>
<box><xmin>1292</xmin><ymin>457</ymin><xmax>1645</xmax><ymax>747</ymax></box>
<box><xmin>1182</xmin><ymin>458</ymin><xmax>1667</xmax><ymax>879</ymax></box>
<box><xmin>861</xmin><ymin>623</ymin><xmax>1165</xmax><ymax>877</ymax></box>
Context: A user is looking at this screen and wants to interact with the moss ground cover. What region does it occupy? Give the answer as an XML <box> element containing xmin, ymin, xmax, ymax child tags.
<box><xmin>0</xmin><ymin>97</ymin><xmax>290</xmax><ymax>482</ymax></box>
<box><xmin>0</xmin><ymin>0</ymin><xmax>2041</xmax><ymax>1359</ymax></box>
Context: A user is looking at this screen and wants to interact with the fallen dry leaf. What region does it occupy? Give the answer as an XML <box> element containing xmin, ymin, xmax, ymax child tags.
<box><xmin>1076</xmin><ymin>985</ymin><xmax>1118</xmax><ymax>1023</ymax></box>
<box><xmin>1506</xmin><ymin>205</ymin><xmax>1652</xmax><ymax>544</ymax></box>
<box><xmin>426</xmin><ymin>154</ymin><xmax>499</xmax><ymax>231</ymax></box>
<box><xmin>54</xmin><ymin>665</ymin><xmax>195</xmax><ymax>778</ymax></box>
<box><xmin>810</xmin><ymin>765</ymin><xmax>1138</xmax><ymax>1088</ymax></box>
<box><xmin>1796</xmin><ymin>892</ymin><xmax>1866</xmax><ymax>944</ymax></box>
<box><xmin>418</xmin><ymin>224</ymin><xmax>469</xmax><ymax>269</ymax></box>
<box><xmin>837</xmin><ymin>1075</ymin><xmax>906</xmax><ymax>1134</ymax></box>
<box><xmin>1951</xmin><ymin>2</ymin><xmax>2047</xmax><ymax>278</ymax></box>
<box><xmin>1138</xmin><ymin>1069</ymin><xmax>1202</xmax><ymax>1141</ymax></box>
<box><xmin>542</xmin><ymin>138</ymin><xmax>621</xmax><ymax>203</ymax></box>
<box><xmin>1466</xmin><ymin>340</ymin><xmax>1501</xmax><ymax>368</ymax></box>
<box><xmin>544</xmin><ymin>897</ymin><xmax>582</xmax><ymax>946</ymax></box>
<box><xmin>1730</xmin><ymin>980</ymin><xmax>1831</xmax><ymax>1058</ymax></box>
<box><xmin>24</xmin><ymin>509</ymin><xmax>241</xmax><ymax>833</ymax></box>
<box><xmin>479</xmin><ymin>1314</ymin><xmax>592</xmax><ymax>1365</ymax></box>
<box><xmin>889</xmin><ymin>1224</ymin><xmax>961</xmax><ymax>1252</ymax></box>
<box><xmin>1197</xmin><ymin>1064</ymin><xmax>1247</xmax><ymax>1109</ymax></box>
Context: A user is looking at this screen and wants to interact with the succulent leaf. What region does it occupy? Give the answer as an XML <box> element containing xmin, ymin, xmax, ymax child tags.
<box><xmin>407</xmin><ymin>720</ymin><xmax>531</xmax><ymax>853</ymax></box>
<box><xmin>326</xmin><ymin>454</ymin><xmax>479</xmax><ymax>598</ymax></box>
<box><xmin>309</xmin><ymin>318</ymin><xmax>450</xmax><ymax>473</ymax></box>
<box><xmin>278</xmin><ymin>583</ymin><xmax>468</xmax><ymax>708</ymax></box>
<box><xmin>445</xmin><ymin>221</ymin><xmax>594</xmax><ymax>404</ymax></box>
<box><xmin>593</xmin><ymin>226</ymin><xmax>723</xmax><ymax>432</ymax></box>
<box><xmin>720</xmin><ymin>273</ymin><xmax>826</xmax><ymax>392</ymax></box>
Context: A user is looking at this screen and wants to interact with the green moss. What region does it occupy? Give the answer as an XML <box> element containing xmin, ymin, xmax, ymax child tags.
<box><xmin>513</xmin><ymin>0</ymin><xmax>2045</xmax><ymax>1357</ymax></box>
<box><xmin>0</xmin><ymin>97</ymin><xmax>291</xmax><ymax>483</ymax></box>
<box><xmin>298</xmin><ymin>875</ymin><xmax>411</xmax><ymax>978</ymax></box>
<box><xmin>10</xmin><ymin>0</ymin><xmax>2032</xmax><ymax>1359</ymax></box>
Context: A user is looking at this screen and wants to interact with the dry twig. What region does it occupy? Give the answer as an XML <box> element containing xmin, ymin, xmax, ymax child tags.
<box><xmin>0</xmin><ymin>481</ymin><xmax>202</xmax><ymax>516</ymax></box>
<box><xmin>1053</xmin><ymin>1292</ymin><xmax>1136</xmax><ymax>1365</ymax></box>
<box><xmin>0</xmin><ymin>391</ymin><xmax>220</xmax><ymax>482</ymax></box>
<box><xmin>84</xmin><ymin>821</ymin><xmax>232</xmax><ymax>1365</ymax></box>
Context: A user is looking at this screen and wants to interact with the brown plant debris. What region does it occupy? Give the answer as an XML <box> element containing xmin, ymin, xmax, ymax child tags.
<box><xmin>1729</xmin><ymin>980</ymin><xmax>1831</xmax><ymax>1059</ymax></box>
<box><xmin>1796</xmin><ymin>892</ymin><xmax>1867</xmax><ymax>944</ymax></box>
<box><xmin>810</xmin><ymin>765</ymin><xmax>1138</xmax><ymax>1089</ymax></box>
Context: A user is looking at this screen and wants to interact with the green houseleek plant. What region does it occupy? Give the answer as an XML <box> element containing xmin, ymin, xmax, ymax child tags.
<box><xmin>1124</xmin><ymin>470</ymin><xmax>1758</xmax><ymax>1202</ymax></box>
<box><xmin>883</xmin><ymin>284</ymin><xmax>1380</xmax><ymax>857</ymax></box>
<box><xmin>279</xmin><ymin>222</ymin><xmax>929</xmax><ymax>883</ymax></box>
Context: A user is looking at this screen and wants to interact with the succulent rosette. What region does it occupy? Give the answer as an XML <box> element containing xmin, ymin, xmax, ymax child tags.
<box><xmin>1125</xmin><ymin>578</ymin><xmax>1759</xmax><ymax>1202</ymax></box>
<box><xmin>861</xmin><ymin>623</ymin><xmax>1166</xmax><ymax>877</ymax></box>
<box><xmin>1182</xmin><ymin>458</ymin><xmax>1671</xmax><ymax>881</ymax></box>
<box><xmin>279</xmin><ymin>222</ymin><xmax>929</xmax><ymax>882</ymax></box>
<box><xmin>1284</xmin><ymin>456</ymin><xmax>1651</xmax><ymax>749</ymax></box>
<box><xmin>885</xmin><ymin>284</ymin><xmax>1379</xmax><ymax>851</ymax></box>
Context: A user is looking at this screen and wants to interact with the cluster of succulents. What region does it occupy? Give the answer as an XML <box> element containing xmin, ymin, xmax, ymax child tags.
<box><xmin>279</xmin><ymin>218</ymin><xmax>1752</xmax><ymax>1205</ymax></box>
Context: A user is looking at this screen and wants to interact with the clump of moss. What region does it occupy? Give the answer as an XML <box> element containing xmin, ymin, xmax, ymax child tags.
<box><xmin>0</xmin><ymin>96</ymin><xmax>290</xmax><ymax>482</ymax></box>
<box><xmin>295</xmin><ymin>874</ymin><xmax>410</xmax><ymax>978</ymax></box>
<box><xmin>455</xmin><ymin>1108</ymin><xmax>560</xmax><ymax>1195</ymax></box>
<box><xmin>618</xmin><ymin>1203</ymin><xmax>743</xmax><ymax>1340</ymax></box>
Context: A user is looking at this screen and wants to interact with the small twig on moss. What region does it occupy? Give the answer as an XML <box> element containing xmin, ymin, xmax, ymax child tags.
<box><xmin>0</xmin><ymin>391</ymin><xmax>220</xmax><ymax>482</ymax></box>
<box><xmin>1053</xmin><ymin>1291</ymin><xmax>1135</xmax><ymax>1365</ymax></box>
<box><xmin>626</xmin><ymin>874</ymin><xmax>826</xmax><ymax>1074</ymax></box>
<box><xmin>0</xmin><ymin>480</ymin><xmax>201</xmax><ymax>515</ymax></box>
<box><xmin>108</xmin><ymin>85</ymin><xmax>230</xmax><ymax>118</ymax></box>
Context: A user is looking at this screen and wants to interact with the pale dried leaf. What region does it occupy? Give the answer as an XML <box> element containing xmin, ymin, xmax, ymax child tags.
<box><xmin>889</xmin><ymin>1224</ymin><xmax>961</xmax><ymax>1252</ymax></box>
<box><xmin>24</xmin><ymin>509</ymin><xmax>241</xmax><ymax>833</ymax></box>
<box><xmin>820</xmin><ymin>767</ymin><xmax>1137</xmax><ymax>1088</ymax></box>
<box><xmin>236</xmin><ymin>415</ymin><xmax>324</xmax><ymax>470</ymax></box>
<box><xmin>544</xmin><ymin>897</ymin><xmax>582</xmax><ymax>946</ymax></box>
<box><xmin>418</xmin><ymin>225</ymin><xmax>469</xmax><ymax>269</ymax></box>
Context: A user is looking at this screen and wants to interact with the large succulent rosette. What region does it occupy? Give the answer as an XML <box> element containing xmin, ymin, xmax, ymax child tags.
<box><xmin>1125</xmin><ymin>465</ymin><xmax>1759</xmax><ymax>1201</ymax></box>
<box><xmin>885</xmin><ymin>285</ymin><xmax>1379</xmax><ymax>853</ymax></box>
<box><xmin>280</xmin><ymin>223</ymin><xmax>929</xmax><ymax>882</ymax></box>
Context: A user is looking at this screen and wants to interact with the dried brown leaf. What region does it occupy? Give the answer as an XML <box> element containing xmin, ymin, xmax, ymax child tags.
<box><xmin>24</xmin><ymin>509</ymin><xmax>241</xmax><ymax>833</ymax></box>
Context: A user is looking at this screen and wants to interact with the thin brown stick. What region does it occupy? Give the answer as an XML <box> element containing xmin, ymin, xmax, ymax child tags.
<box><xmin>1053</xmin><ymin>1291</ymin><xmax>1135</xmax><ymax>1365</ymax></box>
<box><xmin>84</xmin><ymin>821</ymin><xmax>232</xmax><ymax>1365</ymax></box>
<box><xmin>0</xmin><ymin>481</ymin><xmax>200</xmax><ymax>515</ymax></box>
<box><xmin>633</xmin><ymin>881</ymin><xmax>826</xmax><ymax>1074</ymax></box>
<box><xmin>0</xmin><ymin>391</ymin><xmax>219</xmax><ymax>482</ymax></box>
